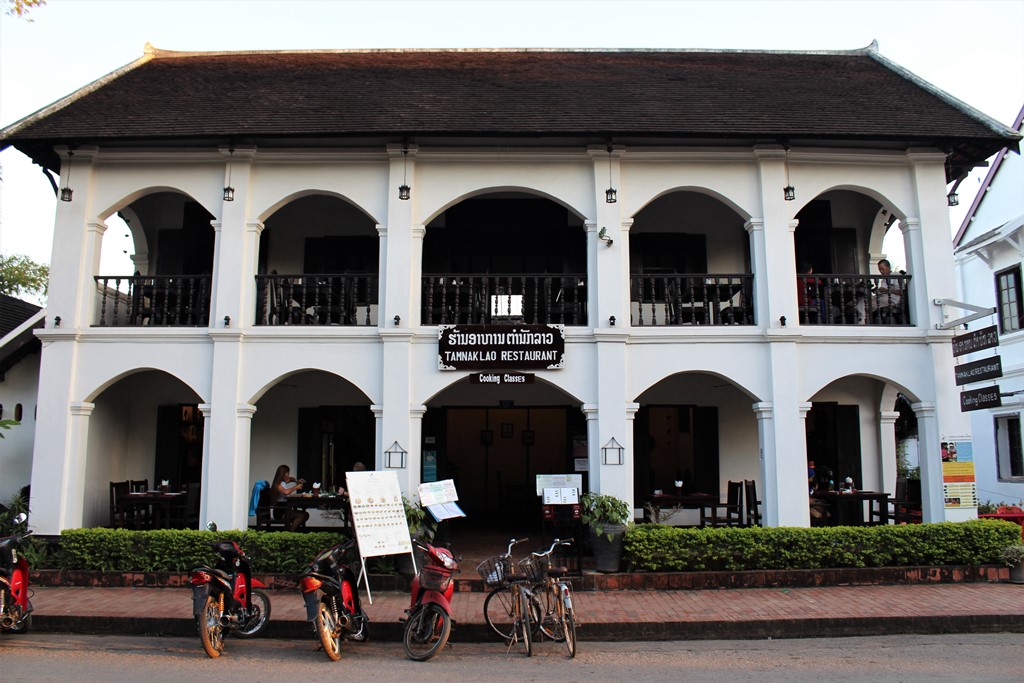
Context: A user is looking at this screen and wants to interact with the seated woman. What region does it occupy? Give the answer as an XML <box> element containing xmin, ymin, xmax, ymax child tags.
<box><xmin>271</xmin><ymin>464</ymin><xmax>309</xmax><ymax>531</ymax></box>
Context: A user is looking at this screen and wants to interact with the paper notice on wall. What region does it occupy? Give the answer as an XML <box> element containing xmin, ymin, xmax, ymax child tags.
<box><xmin>345</xmin><ymin>470</ymin><xmax>412</xmax><ymax>558</ymax></box>
<box><xmin>941</xmin><ymin>438</ymin><xmax>976</xmax><ymax>508</ymax></box>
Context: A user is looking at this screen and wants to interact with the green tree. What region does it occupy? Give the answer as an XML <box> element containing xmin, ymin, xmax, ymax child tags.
<box><xmin>0</xmin><ymin>419</ymin><xmax>18</xmax><ymax>438</ymax></box>
<box><xmin>0</xmin><ymin>253</ymin><xmax>49</xmax><ymax>299</ymax></box>
<box><xmin>2</xmin><ymin>0</ymin><xmax>47</xmax><ymax>19</ymax></box>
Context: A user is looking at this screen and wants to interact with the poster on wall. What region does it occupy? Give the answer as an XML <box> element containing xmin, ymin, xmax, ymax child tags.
<box><xmin>941</xmin><ymin>437</ymin><xmax>977</xmax><ymax>508</ymax></box>
<box><xmin>345</xmin><ymin>470</ymin><xmax>413</xmax><ymax>558</ymax></box>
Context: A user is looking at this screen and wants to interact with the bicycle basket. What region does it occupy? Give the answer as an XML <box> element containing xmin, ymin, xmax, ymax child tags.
<box><xmin>419</xmin><ymin>565</ymin><xmax>452</xmax><ymax>592</ymax></box>
<box><xmin>518</xmin><ymin>555</ymin><xmax>546</xmax><ymax>583</ymax></box>
<box><xmin>476</xmin><ymin>555</ymin><xmax>510</xmax><ymax>587</ymax></box>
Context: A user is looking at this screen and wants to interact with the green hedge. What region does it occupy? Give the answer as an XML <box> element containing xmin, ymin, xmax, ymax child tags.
<box><xmin>57</xmin><ymin>528</ymin><xmax>349</xmax><ymax>573</ymax></box>
<box><xmin>623</xmin><ymin>520</ymin><xmax>1021</xmax><ymax>572</ymax></box>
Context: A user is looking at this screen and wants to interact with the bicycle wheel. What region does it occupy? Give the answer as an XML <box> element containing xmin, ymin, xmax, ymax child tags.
<box><xmin>316</xmin><ymin>601</ymin><xmax>342</xmax><ymax>661</ymax></box>
<box><xmin>536</xmin><ymin>584</ymin><xmax>562</xmax><ymax>641</ymax></box>
<box><xmin>483</xmin><ymin>586</ymin><xmax>515</xmax><ymax>641</ymax></box>
<box><xmin>402</xmin><ymin>603</ymin><xmax>451</xmax><ymax>661</ymax></box>
<box><xmin>516</xmin><ymin>588</ymin><xmax>532</xmax><ymax>657</ymax></box>
<box><xmin>560</xmin><ymin>587</ymin><xmax>577</xmax><ymax>658</ymax></box>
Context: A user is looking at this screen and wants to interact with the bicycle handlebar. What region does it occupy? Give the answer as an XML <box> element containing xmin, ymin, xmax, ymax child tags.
<box><xmin>503</xmin><ymin>537</ymin><xmax>529</xmax><ymax>556</ymax></box>
<box><xmin>532</xmin><ymin>537</ymin><xmax>574</xmax><ymax>559</ymax></box>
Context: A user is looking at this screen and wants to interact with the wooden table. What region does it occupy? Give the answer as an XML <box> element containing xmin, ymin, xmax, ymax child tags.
<box><xmin>644</xmin><ymin>492</ymin><xmax>720</xmax><ymax>527</ymax></box>
<box><xmin>119</xmin><ymin>491</ymin><xmax>187</xmax><ymax>529</ymax></box>
<box><xmin>811</xmin><ymin>491</ymin><xmax>890</xmax><ymax>526</ymax></box>
<box><xmin>286</xmin><ymin>494</ymin><xmax>351</xmax><ymax>530</ymax></box>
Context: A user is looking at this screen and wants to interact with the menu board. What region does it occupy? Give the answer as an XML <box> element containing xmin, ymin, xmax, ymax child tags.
<box><xmin>345</xmin><ymin>471</ymin><xmax>412</xmax><ymax>558</ymax></box>
<box><xmin>535</xmin><ymin>474</ymin><xmax>583</xmax><ymax>496</ymax></box>
<box><xmin>418</xmin><ymin>479</ymin><xmax>459</xmax><ymax>506</ymax></box>
<box><xmin>941</xmin><ymin>438</ymin><xmax>977</xmax><ymax>508</ymax></box>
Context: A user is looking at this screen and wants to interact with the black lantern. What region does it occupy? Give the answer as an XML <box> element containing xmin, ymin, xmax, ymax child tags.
<box><xmin>602</xmin><ymin>437</ymin><xmax>624</xmax><ymax>465</ymax></box>
<box><xmin>223</xmin><ymin>147</ymin><xmax>235</xmax><ymax>201</ymax></box>
<box><xmin>60</xmin><ymin>150</ymin><xmax>74</xmax><ymax>202</ymax></box>
<box><xmin>385</xmin><ymin>441</ymin><xmax>407</xmax><ymax>469</ymax></box>
<box><xmin>605</xmin><ymin>146</ymin><xmax>617</xmax><ymax>203</ymax></box>
<box><xmin>399</xmin><ymin>147</ymin><xmax>411</xmax><ymax>200</ymax></box>
<box><xmin>783</xmin><ymin>145</ymin><xmax>795</xmax><ymax>201</ymax></box>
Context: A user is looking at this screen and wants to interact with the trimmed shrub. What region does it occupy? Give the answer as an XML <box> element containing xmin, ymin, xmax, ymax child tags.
<box><xmin>56</xmin><ymin>528</ymin><xmax>348</xmax><ymax>573</ymax></box>
<box><xmin>623</xmin><ymin>520</ymin><xmax>1020</xmax><ymax>572</ymax></box>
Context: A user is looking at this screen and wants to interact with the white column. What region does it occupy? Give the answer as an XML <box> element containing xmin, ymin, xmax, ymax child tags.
<box><xmin>582</xmin><ymin>404</ymin><xmax>600</xmax><ymax>492</ymax></box>
<box><xmin>56</xmin><ymin>402</ymin><xmax>94</xmax><ymax>530</ymax></box>
<box><xmin>879</xmin><ymin>410</ymin><xmax>900</xmax><ymax>500</ymax></box>
<box><xmin>588</xmin><ymin>145</ymin><xmax>627</xmax><ymax>327</ymax></box>
<box><xmin>198</xmin><ymin>403</ymin><xmax>213</xmax><ymax>527</ymax></box>
<box><xmin>209</xmin><ymin>145</ymin><xmax>257</xmax><ymax>328</ymax></box>
<box><xmin>383</xmin><ymin>143</ymin><xmax>416</xmax><ymax>327</ymax></box>
<box><xmin>204</xmin><ymin>330</ymin><xmax>246</xmax><ymax>529</ymax></box>
<box><xmin>753</xmin><ymin>145</ymin><xmax>800</xmax><ymax>330</ymax></box>
<box><xmin>911</xmin><ymin>401</ymin><xmax>945</xmax><ymax>523</ymax></box>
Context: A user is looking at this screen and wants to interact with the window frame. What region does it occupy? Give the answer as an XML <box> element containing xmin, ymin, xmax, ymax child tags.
<box><xmin>994</xmin><ymin>264</ymin><xmax>1023</xmax><ymax>334</ymax></box>
<box><xmin>994</xmin><ymin>413</ymin><xmax>1024</xmax><ymax>480</ymax></box>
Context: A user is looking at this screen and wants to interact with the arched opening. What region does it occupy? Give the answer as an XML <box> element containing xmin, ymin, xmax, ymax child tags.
<box><xmin>633</xmin><ymin>372</ymin><xmax>760</xmax><ymax>525</ymax></box>
<box><xmin>422</xmin><ymin>376</ymin><xmax>585</xmax><ymax>538</ymax></box>
<box><xmin>95</xmin><ymin>191</ymin><xmax>216</xmax><ymax>327</ymax></box>
<box><xmin>85</xmin><ymin>370</ymin><xmax>203</xmax><ymax>528</ymax></box>
<box><xmin>630</xmin><ymin>190</ymin><xmax>752</xmax><ymax>326</ymax></box>
<box><xmin>422</xmin><ymin>192</ymin><xmax>587</xmax><ymax>325</ymax></box>
<box><xmin>794</xmin><ymin>190</ymin><xmax>910</xmax><ymax>326</ymax></box>
<box><xmin>256</xmin><ymin>194</ymin><xmax>379</xmax><ymax>326</ymax></box>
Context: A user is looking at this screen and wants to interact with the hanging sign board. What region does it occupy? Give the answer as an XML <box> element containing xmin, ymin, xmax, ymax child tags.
<box><xmin>952</xmin><ymin>325</ymin><xmax>998</xmax><ymax>357</ymax></box>
<box><xmin>954</xmin><ymin>356</ymin><xmax>1002</xmax><ymax>386</ymax></box>
<box><xmin>469</xmin><ymin>372</ymin><xmax>536</xmax><ymax>385</ymax></box>
<box><xmin>960</xmin><ymin>386</ymin><xmax>1002</xmax><ymax>412</ymax></box>
<box><xmin>438</xmin><ymin>324</ymin><xmax>565</xmax><ymax>370</ymax></box>
<box><xmin>345</xmin><ymin>471</ymin><xmax>412</xmax><ymax>558</ymax></box>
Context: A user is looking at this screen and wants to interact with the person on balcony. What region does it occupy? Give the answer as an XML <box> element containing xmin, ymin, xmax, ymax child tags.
<box><xmin>873</xmin><ymin>259</ymin><xmax>904</xmax><ymax>323</ymax></box>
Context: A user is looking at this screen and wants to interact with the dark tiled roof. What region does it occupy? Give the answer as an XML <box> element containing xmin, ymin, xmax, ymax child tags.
<box><xmin>0</xmin><ymin>295</ymin><xmax>42</xmax><ymax>377</ymax></box>
<box><xmin>2</xmin><ymin>48</ymin><xmax>1019</xmax><ymax>174</ymax></box>
<box><xmin>0</xmin><ymin>295</ymin><xmax>41</xmax><ymax>338</ymax></box>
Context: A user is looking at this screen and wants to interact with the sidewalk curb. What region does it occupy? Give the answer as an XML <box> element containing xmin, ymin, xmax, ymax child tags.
<box><xmin>30</xmin><ymin>613</ymin><xmax>1024</xmax><ymax>642</ymax></box>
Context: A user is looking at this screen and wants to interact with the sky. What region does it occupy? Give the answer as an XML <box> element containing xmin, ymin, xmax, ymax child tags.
<box><xmin>1</xmin><ymin>0</ymin><xmax>1022</xmax><ymax>274</ymax></box>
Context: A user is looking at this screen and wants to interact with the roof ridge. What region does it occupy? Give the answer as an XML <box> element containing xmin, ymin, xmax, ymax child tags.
<box><xmin>142</xmin><ymin>43</ymin><xmax>883</xmax><ymax>59</ymax></box>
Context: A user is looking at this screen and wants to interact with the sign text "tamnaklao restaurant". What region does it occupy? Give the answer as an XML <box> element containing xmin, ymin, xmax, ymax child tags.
<box><xmin>438</xmin><ymin>324</ymin><xmax>565</xmax><ymax>371</ymax></box>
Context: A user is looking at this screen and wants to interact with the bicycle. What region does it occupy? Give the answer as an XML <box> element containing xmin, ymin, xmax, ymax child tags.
<box><xmin>522</xmin><ymin>538</ymin><xmax>578</xmax><ymax>657</ymax></box>
<box><xmin>477</xmin><ymin>538</ymin><xmax>538</xmax><ymax>656</ymax></box>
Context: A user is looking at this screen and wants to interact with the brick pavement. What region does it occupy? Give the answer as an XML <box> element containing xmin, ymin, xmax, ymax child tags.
<box><xmin>25</xmin><ymin>581</ymin><xmax>1024</xmax><ymax>641</ymax></box>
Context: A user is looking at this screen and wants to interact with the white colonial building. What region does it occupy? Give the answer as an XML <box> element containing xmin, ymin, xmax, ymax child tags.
<box><xmin>953</xmin><ymin>105</ymin><xmax>1024</xmax><ymax>506</ymax></box>
<box><xmin>1</xmin><ymin>45</ymin><xmax>1018</xmax><ymax>535</ymax></box>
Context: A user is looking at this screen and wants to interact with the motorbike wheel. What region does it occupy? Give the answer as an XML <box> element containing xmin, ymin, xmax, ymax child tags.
<box><xmin>316</xmin><ymin>601</ymin><xmax>342</xmax><ymax>661</ymax></box>
<box><xmin>197</xmin><ymin>595</ymin><xmax>225</xmax><ymax>658</ymax></box>
<box><xmin>7</xmin><ymin>610</ymin><xmax>31</xmax><ymax>634</ymax></box>
<box><xmin>402</xmin><ymin>603</ymin><xmax>451</xmax><ymax>662</ymax></box>
<box><xmin>234</xmin><ymin>590</ymin><xmax>271</xmax><ymax>637</ymax></box>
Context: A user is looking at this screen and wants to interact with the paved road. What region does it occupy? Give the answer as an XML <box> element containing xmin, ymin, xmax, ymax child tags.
<box><xmin>1</xmin><ymin>633</ymin><xmax>1020</xmax><ymax>682</ymax></box>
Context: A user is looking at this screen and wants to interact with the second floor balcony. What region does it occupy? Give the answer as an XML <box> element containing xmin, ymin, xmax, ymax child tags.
<box><xmin>630</xmin><ymin>273</ymin><xmax>755</xmax><ymax>326</ymax></box>
<box><xmin>421</xmin><ymin>273</ymin><xmax>587</xmax><ymax>326</ymax></box>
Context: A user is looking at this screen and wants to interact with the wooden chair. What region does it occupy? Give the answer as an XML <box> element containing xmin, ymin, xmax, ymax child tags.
<box><xmin>109</xmin><ymin>480</ymin><xmax>130</xmax><ymax>528</ymax></box>
<box><xmin>701</xmin><ymin>480</ymin><xmax>743</xmax><ymax>527</ymax></box>
<box><xmin>253</xmin><ymin>488</ymin><xmax>289</xmax><ymax>531</ymax></box>
<box><xmin>888</xmin><ymin>477</ymin><xmax>922</xmax><ymax>524</ymax></box>
<box><xmin>744</xmin><ymin>479</ymin><xmax>762</xmax><ymax>527</ymax></box>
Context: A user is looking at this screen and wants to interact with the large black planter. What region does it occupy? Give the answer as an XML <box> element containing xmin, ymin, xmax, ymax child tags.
<box><xmin>589</xmin><ymin>524</ymin><xmax>627</xmax><ymax>573</ymax></box>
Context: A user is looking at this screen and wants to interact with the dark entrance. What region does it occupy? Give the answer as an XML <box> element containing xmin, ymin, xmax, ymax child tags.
<box><xmin>296</xmin><ymin>406</ymin><xmax>375</xmax><ymax>491</ymax></box>
<box><xmin>155</xmin><ymin>403</ymin><xmax>204</xmax><ymax>489</ymax></box>
<box><xmin>804</xmin><ymin>402</ymin><xmax>863</xmax><ymax>490</ymax></box>
<box><xmin>421</xmin><ymin>406</ymin><xmax>586</xmax><ymax>525</ymax></box>
<box><xmin>633</xmin><ymin>405</ymin><xmax>720</xmax><ymax>500</ymax></box>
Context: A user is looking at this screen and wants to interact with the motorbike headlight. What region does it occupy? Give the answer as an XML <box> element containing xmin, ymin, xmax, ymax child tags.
<box><xmin>441</xmin><ymin>554</ymin><xmax>457</xmax><ymax>570</ymax></box>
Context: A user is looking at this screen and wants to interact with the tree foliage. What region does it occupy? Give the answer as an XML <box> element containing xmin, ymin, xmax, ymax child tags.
<box><xmin>0</xmin><ymin>419</ymin><xmax>18</xmax><ymax>439</ymax></box>
<box><xmin>0</xmin><ymin>253</ymin><xmax>49</xmax><ymax>299</ymax></box>
<box><xmin>3</xmin><ymin>0</ymin><xmax>47</xmax><ymax>19</ymax></box>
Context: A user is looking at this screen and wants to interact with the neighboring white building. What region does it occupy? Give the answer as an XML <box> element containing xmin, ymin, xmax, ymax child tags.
<box><xmin>953</xmin><ymin>104</ymin><xmax>1024</xmax><ymax>506</ymax></box>
<box><xmin>0</xmin><ymin>45</ymin><xmax>1019</xmax><ymax>535</ymax></box>
<box><xmin>0</xmin><ymin>295</ymin><xmax>44</xmax><ymax>504</ymax></box>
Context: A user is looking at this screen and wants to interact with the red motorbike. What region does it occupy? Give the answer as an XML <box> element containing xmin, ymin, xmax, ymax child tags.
<box><xmin>298</xmin><ymin>538</ymin><xmax>369</xmax><ymax>660</ymax></box>
<box><xmin>402</xmin><ymin>538</ymin><xmax>459</xmax><ymax>661</ymax></box>
<box><xmin>0</xmin><ymin>513</ymin><xmax>32</xmax><ymax>634</ymax></box>
<box><xmin>190</xmin><ymin>539</ymin><xmax>271</xmax><ymax>657</ymax></box>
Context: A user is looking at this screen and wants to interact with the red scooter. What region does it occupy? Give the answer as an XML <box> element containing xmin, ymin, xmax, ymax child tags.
<box><xmin>190</xmin><ymin>539</ymin><xmax>271</xmax><ymax>657</ymax></box>
<box><xmin>402</xmin><ymin>538</ymin><xmax>459</xmax><ymax>661</ymax></box>
<box><xmin>0</xmin><ymin>513</ymin><xmax>31</xmax><ymax>634</ymax></box>
<box><xmin>298</xmin><ymin>539</ymin><xmax>369</xmax><ymax>661</ymax></box>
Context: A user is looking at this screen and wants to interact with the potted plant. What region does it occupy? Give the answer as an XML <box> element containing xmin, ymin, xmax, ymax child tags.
<box><xmin>1000</xmin><ymin>543</ymin><xmax>1024</xmax><ymax>584</ymax></box>
<box><xmin>580</xmin><ymin>492</ymin><xmax>632</xmax><ymax>573</ymax></box>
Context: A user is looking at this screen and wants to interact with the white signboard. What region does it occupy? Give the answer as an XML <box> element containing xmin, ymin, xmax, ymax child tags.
<box><xmin>345</xmin><ymin>471</ymin><xmax>412</xmax><ymax>558</ymax></box>
<box><xmin>543</xmin><ymin>487</ymin><xmax>580</xmax><ymax>505</ymax></box>
<box><xmin>535</xmin><ymin>474</ymin><xmax>583</xmax><ymax>496</ymax></box>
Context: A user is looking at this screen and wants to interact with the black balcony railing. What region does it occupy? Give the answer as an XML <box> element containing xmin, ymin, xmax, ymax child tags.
<box><xmin>422</xmin><ymin>273</ymin><xmax>587</xmax><ymax>326</ymax></box>
<box><xmin>797</xmin><ymin>273</ymin><xmax>911</xmax><ymax>326</ymax></box>
<box><xmin>255</xmin><ymin>273</ymin><xmax>379</xmax><ymax>326</ymax></box>
<box><xmin>94</xmin><ymin>275</ymin><xmax>211</xmax><ymax>327</ymax></box>
<box><xmin>630</xmin><ymin>273</ymin><xmax>754</xmax><ymax>326</ymax></box>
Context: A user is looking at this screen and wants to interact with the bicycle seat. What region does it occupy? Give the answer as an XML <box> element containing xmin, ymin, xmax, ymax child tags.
<box><xmin>547</xmin><ymin>566</ymin><xmax>568</xmax><ymax>578</ymax></box>
<box><xmin>506</xmin><ymin>568</ymin><xmax>528</xmax><ymax>581</ymax></box>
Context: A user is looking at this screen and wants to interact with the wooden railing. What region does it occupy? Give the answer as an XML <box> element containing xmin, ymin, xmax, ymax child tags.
<box><xmin>797</xmin><ymin>273</ymin><xmax>911</xmax><ymax>326</ymax></box>
<box><xmin>421</xmin><ymin>273</ymin><xmax>587</xmax><ymax>326</ymax></box>
<box><xmin>94</xmin><ymin>275</ymin><xmax>211</xmax><ymax>327</ymax></box>
<box><xmin>255</xmin><ymin>273</ymin><xmax>379</xmax><ymax>326</ymax></box>
<box><xmin>630</xmin><ymin>273</ymin><xmax>754</xmax><ymax>326</ymax></box>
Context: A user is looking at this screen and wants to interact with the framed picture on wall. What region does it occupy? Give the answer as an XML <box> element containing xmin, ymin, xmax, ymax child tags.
<box><xmin>501</xmin><ymin>423</ymin><xmax>514</xmax><ymax>438</ymax></box>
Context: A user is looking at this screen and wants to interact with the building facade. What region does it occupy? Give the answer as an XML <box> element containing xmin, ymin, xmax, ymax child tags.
<box><xmin>1</xmin><ymin>46</ymin><xmax>1019</xmax><ymax>534</ymax></box>
<box><xmin>953</xmin><ymin>105</ymin><xmax>1024</xmax><ymax>506</ymax></box>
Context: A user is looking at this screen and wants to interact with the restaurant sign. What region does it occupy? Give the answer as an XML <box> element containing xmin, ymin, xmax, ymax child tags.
<box><xmin>952</xmin><ymin>325</ymin><xmax>998</xmax><ymax>357</ymax></box>
<box><xmin>469</xmin><ymin>372</ymin><xmax>535</xmax><ymax>385</ymax></box>
<box><xmin>954</xmin><ymin>355</ymin><xmax>1003</xmax><ymax>386</ymax></box>
<box><xmin>438</xmin><ymin>324</ymin><xmax>565</xmax><ymax>371</ymax></box>
<box><xmin>959</xmin><ymin>385</ymin><xmax>1001</xmax><ymax>412</ymax></box>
